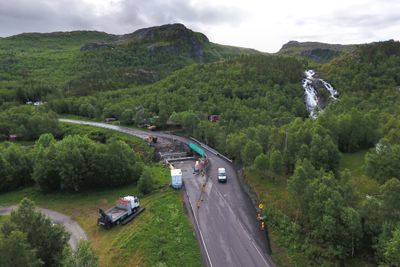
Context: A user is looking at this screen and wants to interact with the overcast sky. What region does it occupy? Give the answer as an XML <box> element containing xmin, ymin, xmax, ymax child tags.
<box><xmin>0</xmin><ymin>0</ymin><xmax>399</xmax><ymax>52</ymax></box>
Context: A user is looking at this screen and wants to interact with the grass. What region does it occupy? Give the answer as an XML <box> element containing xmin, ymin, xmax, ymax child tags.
<box><xmin>340</xmin><ymin>150</ymin><xmax>368</xmax><ymax>177</ymax></box>
<box><xmin>0</xmin><ymin>164</ymin><xmax>201</xmax><ymax>267</ymax></box>
<box><xmin>244</xmin><ymin>169</ymin><xmax>291</xmax><ymax>212</ymax></box>
<box><xmin>339</xmin><ymin>149</ymin><xmax>380</xmax><ymax>196</ymax></box>
<box><xmin>0</xmin><ymin>215</ymin><xmax>8</xmax><ymax>226</ymax></box>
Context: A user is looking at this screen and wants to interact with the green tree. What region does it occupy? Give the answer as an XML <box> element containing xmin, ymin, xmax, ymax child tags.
<box><xmin>269</xmin><ymin>149</ymin><xmax>284</xmax><ymax>177</ymax></box>
<box><xmin>341</xmin><ymin>207</ymin><xmax>362</xmax><ymax>257</ymax></box>
<box><xmin>0</xmin><ymin>153</ymin><xmax>12</xmax><ymax>192</ymax></box>
<box><xmin>137</xmin><ymin>168</ymin><xmax>154</xmax><ymax>195</ymax></box>
<box><xmin>382</xmin><ymin>227</ymin><xmax>400</xmax><ymax>266</ymax></box>
<box><xmin>26</xmin><ymin>111</ymin><xmax>59</xmax><ymax>141</ymax></box>
<box><xmin>101</xmin><ymin>138</ymin><xmax>143</xmax><ymax>187</ymax></box>
<box><xmin>359</xmin><ymin>196</ymin><xmax>383</xmax><ymax>249</ymax></box>
<box><xmin>120</xmin><ymin>109</ymin><xmax>134</xmax><ymax>125</ymax></box>
<box><xmin>2</xmin><ymin>144</ymin><xmax>33</xmax><ymax>188</ymax></box>
<box><xmin>1</xmin><ymin>198</ymin><xmax>70</xmax><ymax>267</ymax></box>
<box><xmin>365</xmin><ymin>140</ymin><xmax>400</xmax><ymax>183</ymax></box>
<box><xmin>170</xmin><ymin>111</ymin><xmax>200</xmax><ymax>135</ymax></box>
<box><xmin>254</xmin><ymin>153</ymin><xmax>269</xmax><ymax>176</ymax></box>
<box><xmin>35</xmin><ymin>133</ymin><xmax>56</xmax><ymax>148</ymax></box>
<box><xmin>310</xmin><ymin>134</ymin><xmax>340</xmax><ymax>173</ymax></box>
<box><xmin>241</xmin><ymin>140</ymin><xmax>263</xmax><ymax>166</ymax></box>
<box><xmin>0</xmin><ymin>230</ymin><xmax>43</xmax><ymax>267</ymax></box>
<box><xmin>62</xmin><ymin>241</ymin><xmax>98</xmax><ymax>267</ymax></box>
<box><xmin>79</xmin><ymin>103</ymin><xmax>97</xmax><ymax>118</ymax></box>
<box><xmin>377</xmin><ymin>223</ymin><xmax>399</xmax><ymax>265</ymax></box>
<box><xmin>32</xmin><ymin>142</ymin><xmax>60</xmax><ymax>192</ymax></box>
<box><xmin>288</xmin><ymin>159</ymin><xmax>318</xmax><ymax>211</ymax></box>
<box><xmin>381</xmin><ymin>178</ymin><xmax>400</xmax><ymax>222</ymax></box>
<box><xmin>225</xmin><ymin>132</ymin><xmax>247</xmax><ymax>160</ymax></box>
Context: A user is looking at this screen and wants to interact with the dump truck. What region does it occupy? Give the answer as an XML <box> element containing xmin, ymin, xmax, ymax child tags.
<box><xmin>98</xmin><ymin>196</ymin><xmax>144</xmax><ymax>229</ymax></box>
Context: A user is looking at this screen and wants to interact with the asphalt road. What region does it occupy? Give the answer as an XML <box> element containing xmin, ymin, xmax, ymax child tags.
<box><xmin>0</xmin><ymin>205</ymin><xmax>87</xmax><ymax>250</ymax></box>
<box><xmin>60</xmin><ymin>119</ymin><xmax>275</xmax><ymax>267</ymax></box>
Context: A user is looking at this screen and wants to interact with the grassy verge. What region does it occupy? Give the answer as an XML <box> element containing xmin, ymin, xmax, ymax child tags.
<box><xmin>0</xmin><ymin>164</ymin><xmax>201</xmax><ymax>267</ymax></box>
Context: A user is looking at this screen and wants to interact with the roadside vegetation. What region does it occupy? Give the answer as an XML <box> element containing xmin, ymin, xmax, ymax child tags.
<box><xmin>0</xmin><ymin>123</ymin><xmax>201</xmax><ymax>267</ymax></box>
<box><xmin>0</xmin><ymin>185</ymin><xmax>201</xmax><ymax>267</ymax></box>
<box><xmin>0</xmin><ymin>198</ymin><xmax>97</xmax><ymax>267</ymax></box>
<box><xmin>1</xmin><ymin>24</ymin><xmax>400</xmax><ymax>266</ymax></box>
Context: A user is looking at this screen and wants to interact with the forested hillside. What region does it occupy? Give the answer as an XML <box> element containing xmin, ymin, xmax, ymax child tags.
<box><xmin>1</xmin><ymin>23</ymin><xmax>400</xmax><ymax>266</ymax></box>
<box><xmin>0</xmin><ymin>23</ymin><xmax>259</xmax><ymax>102</ymax></box>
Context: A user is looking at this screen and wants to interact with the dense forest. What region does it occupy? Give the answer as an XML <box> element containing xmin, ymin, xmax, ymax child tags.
<box><xmin>1</xmin><ymin>24</ymin><xmax>400</xmax><ymax>266</ymax></box>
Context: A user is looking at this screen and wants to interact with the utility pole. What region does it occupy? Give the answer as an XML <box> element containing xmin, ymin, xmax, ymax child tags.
<box><xmin>284</xmin><ymin>128</ymin><xmax>288</xmax><ymax>152</ymax></box>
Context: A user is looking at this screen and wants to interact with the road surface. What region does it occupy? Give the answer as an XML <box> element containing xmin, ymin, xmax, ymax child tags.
<box><xmin>60</xmin><ymin>118</ymin><xmax>275</xmax><ymax>267</ymax></box>
<box><xmin>0</xmin><ymin>205</ymin><xmax>87</xmax><ymax>250</ymax></box>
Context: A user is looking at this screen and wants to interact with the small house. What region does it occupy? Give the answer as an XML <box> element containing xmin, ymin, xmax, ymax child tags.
<box><xmin>8</xmin><ymin>134</ymin><xmax>18</xmax><ymax>141</ymax></box>
<box><xmin>208</xmin><ymin>115</ymin><xmax>220</xmax><ymax>123</ymax></box>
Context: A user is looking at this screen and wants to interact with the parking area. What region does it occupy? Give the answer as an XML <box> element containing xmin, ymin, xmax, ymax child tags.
<box><xmin>171</xmin><ymin>161</ymin><xmax>206</xmax><ymax>208</ymax></box>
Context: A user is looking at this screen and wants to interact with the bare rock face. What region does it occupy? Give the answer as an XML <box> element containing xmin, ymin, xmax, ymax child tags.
<box><xmin>130</xmin><ymin>23</ymin><xmax>209</xmax><ymax>43</ymax></box>
<box><xmin>132</xmin><ymin>23</ymin><xmax>207</xmax><ymax>61</ymax></box>
<box><xmin>80</xmin><ymin>24</ymin><xmax>208</xmax><ymax>61</ymax></box>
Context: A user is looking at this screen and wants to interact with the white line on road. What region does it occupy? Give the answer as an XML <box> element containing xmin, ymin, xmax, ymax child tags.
<box><xmin>184</xmin><ymin>186</ymin><xmax>214</xmax><ymax>267</ymax></box>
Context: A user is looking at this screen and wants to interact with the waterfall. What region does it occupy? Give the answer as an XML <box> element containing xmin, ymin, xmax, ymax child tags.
<box><xmin>302</xmin><ymin>70</ymin><xmax>338</xmax><ymax>118</ymax></box>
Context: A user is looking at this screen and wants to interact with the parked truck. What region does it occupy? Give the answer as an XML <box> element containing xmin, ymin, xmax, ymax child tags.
<box><xmin>98</xmin><ymin>196</ymin><xmax>144</xmax><ymax>229</ymax></box>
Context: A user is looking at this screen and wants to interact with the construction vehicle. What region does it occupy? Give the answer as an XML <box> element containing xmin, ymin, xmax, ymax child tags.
<box><xmin>146</xmin><ymin>135</ymin><xmax>158</xmax><ymax>144</ymax></box>
<box><xmin>147</xmin><ymin>125</ymin><xmax>157</xmax><ymax>131</ymax></box>
<box><xmin>98</xmin><ymin>196</ymin><xmax>145</xmax><ymax>229</ymax></box>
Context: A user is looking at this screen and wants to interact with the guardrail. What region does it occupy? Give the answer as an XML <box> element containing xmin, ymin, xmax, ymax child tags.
<box><xmin>189</xmin><ymin>137</ymin><xmax>233</xmax><ymax>163</ymax></box>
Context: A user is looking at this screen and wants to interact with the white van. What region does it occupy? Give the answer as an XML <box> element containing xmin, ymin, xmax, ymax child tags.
<box><xmin>218</xmin><ymin>168</ymin><xmax>227</xmax><ymax>183</ymax></box>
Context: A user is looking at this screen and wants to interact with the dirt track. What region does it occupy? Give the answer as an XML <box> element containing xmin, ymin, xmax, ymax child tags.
<box><xmin>0</xmin><ymin>205</ymin><xmax>87</xmax><ymax>250</ymax></box>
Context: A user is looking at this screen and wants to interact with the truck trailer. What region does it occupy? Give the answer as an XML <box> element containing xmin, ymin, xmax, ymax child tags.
<box><xmin>98</xmin><ymin>196</ymin><xmax>144</xmax><ymax>229</ymax></box>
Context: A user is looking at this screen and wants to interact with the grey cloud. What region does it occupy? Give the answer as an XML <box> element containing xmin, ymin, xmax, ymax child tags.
<box><xmin>0</xmin><ymin>0</ymin><xmax>244</xmax><ymax>37</ymax></box>
<box><xmin>114</xmin><ymin>0</ymin><xmax>243</xmax><ymax>34</ymax></box>
<box><xmin>0</xmin><ymin>0</ymin><xmax>96</xmax><ymax>35</ymax></box>
<box><xmin>332</xmin><ymin>13</ymin><xmax>400</xmax><ymax>29</ymax></box>
<box><xmin>292</xmin><ymin>1</ymin><xmax>400</xmax><ymax>44</ymax></box>
<box><xmin>299</xmin><ymin>0</ymin><xmax>400</xmax><ymax>30</ymax></box>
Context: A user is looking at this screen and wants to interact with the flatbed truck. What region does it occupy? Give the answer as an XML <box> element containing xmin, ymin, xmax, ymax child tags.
<box><xmin>98</xmin><ymin>196</ymin><xmax>144</xmax><ymax>229</ymax></box>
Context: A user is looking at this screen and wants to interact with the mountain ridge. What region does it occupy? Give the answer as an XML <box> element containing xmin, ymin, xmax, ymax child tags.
<box><xmin>278</xmin><ymin>40</ymin><xmax>356</xmax><ymax>63</ymax></box>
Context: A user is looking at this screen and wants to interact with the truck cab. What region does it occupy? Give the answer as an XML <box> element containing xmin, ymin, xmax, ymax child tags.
<box><xmin>218</xmin><ymin>168</ymin><xmax>227</xmax><ymax>183</ymax></box>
